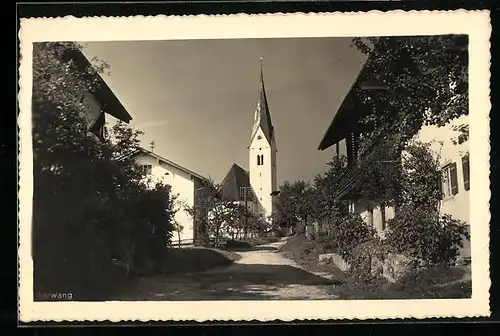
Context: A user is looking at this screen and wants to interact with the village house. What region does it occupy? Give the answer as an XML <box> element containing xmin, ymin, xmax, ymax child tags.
<box><xmin>64</xmin><ymin>46</ymin><xmax>133</xmax><ymax>139</ymax></box>
<box><xmin>126</xmin><ymin>147</ymin><xmax>209</xmax><ymax>246</ymax></box>
<box><xmin>317</xmin><ymin>38</ymin><xmax>470</xmax><ymax>259</ymax></box>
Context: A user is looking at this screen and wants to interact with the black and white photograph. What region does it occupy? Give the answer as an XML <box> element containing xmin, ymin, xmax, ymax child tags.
<box><xmin>18</xmin><ymin>12</ymin><xmax>491</xmax><ymax>321</ymax></box>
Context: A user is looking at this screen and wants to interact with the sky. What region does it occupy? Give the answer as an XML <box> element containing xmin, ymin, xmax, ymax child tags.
<box><xmin>82</xmin><ymin>37</ymin><xmax>366</xmax><ymax>186</ymax></box>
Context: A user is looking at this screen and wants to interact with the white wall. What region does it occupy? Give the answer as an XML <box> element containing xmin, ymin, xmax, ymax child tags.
<box><xmin>249</xmin><ymin>126</ymin><xmax>277</xmax><ymax>220</ymax></box>
<box><xmin>352</xmin><ymin>199</ymin><xmax>395</xmax><ymax>237</ymax></box>
<box><xmin>82</xmin><ymin>92</ymin><xmax>102</xmax><ymax>127</ymax></box>
<box><xmin>413</xmin><ymin>115</ymin><xmax>470</xmax><ymax>224</ymax></box>
<box><xmin>353</xmin><ymin>115</ymin><xmax>469</xmax><ymax>246</ymax></box>
<box><xmin>134</xmin><ymin>153</ymin><xmax>196</xmax><ymax>244</ymax></box>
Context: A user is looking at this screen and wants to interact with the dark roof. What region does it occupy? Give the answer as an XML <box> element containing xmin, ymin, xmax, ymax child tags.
<box><xmin>317</xmin><ymin>75</ymin><xmax>367</xmax><ymax>151</ymax></box>
<box><xmin>64</xmin><ymin>47</ymin><xmax>133</xmax><ymax>124</ymax></box>
<box><xmin>126</xmin><ymin>147</ymin><xmax>208</xmax><ymax>182</ymax></box>
<box><xmin>219</xmin><ymin>163</ymin><xmax>254</xmax><ymax>202</ymax></box>
<box><xmin>250</xmin><ymin>67</ymin><xmax>274</xmax><ymax>144</ymax></box>
<box><xmin>317</xmin><ymin>43</ymin><xmax>408</xmax><ymax>151</ymax></box>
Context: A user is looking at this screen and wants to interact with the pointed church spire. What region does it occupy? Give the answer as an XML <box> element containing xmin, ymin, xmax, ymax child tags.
<box><xmin>260</xmin><ymin>56</ymin><xmax>264</xmax><ymax>82</ymax></box>
<box><xmin>251</xmin><ymin>57</ymin><xmax>274</xmax><ymax>144</ymax></box>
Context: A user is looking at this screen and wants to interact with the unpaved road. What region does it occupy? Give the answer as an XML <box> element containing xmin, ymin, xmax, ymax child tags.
<box><xmin>124</xmin><ymin>238</ymin><xmax>338</xmax><ymax>300</ymax></box>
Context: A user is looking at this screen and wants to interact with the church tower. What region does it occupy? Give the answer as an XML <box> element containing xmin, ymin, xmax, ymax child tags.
<box><xmin>249</xmin><ymin>58</ymin><xmax>278</xmax><ymax>221</ymax></box>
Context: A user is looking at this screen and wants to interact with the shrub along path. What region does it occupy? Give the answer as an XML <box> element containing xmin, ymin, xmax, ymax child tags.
<box><xmin>119</xmin><ymin>237</ymin><xmax>340</xmax><ymax>300</ymax></box>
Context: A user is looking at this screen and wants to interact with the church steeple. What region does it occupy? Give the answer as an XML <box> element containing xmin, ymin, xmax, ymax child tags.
<box><xmin>248</xmin><ymin>57</ymin><xmax>278</xmax><ymax>221</ymax></box>
<box><xmin>251</xmin><ymin>57</ymin><xmax>274</xmax><ymax>144</ymax></box>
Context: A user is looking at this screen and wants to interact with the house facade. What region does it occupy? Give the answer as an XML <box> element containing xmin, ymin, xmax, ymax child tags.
<box><xmin>67</xmin><ymin>46</ymin><xmax>133</xmax><ymax>140</ymax></box>
<box><xmin>337</xmin><ymin>118</ymin><xmax>470</xmax><ymax>243</ymax></box>
<box><xmin>317</xmin><ymin>38</ymin><xmax>470</xmax><ymax>258</ymax></box>
<box><xmin>129</xmin><ymin>148</ymin><xmax>208</xmax><ymax>246</ymax></box>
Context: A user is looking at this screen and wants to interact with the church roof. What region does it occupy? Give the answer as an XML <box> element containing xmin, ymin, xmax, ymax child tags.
<box><xmin>219</xmin><ymin>163</ymin><xmax>254</xmax><ymax>202</ymax></box>
<box><xmin>250</xmin><ymin>61</ymin><xmax>274</xmax><ymax>144</ymax></box>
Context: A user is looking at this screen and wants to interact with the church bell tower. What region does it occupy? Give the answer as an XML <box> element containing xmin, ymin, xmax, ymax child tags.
<box><xmin>248</xmin><ymin>57</ymin><xmax>278</xmax><ymax>221</ymax></box>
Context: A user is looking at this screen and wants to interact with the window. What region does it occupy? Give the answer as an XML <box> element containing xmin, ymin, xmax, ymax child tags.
<box><xmin>462</xmin><ymin>153</ymin><xmax>470</xmax><ymax>191</ymax></box>
<box><xmin>348</xmin><ymin>201</ymin><xmax>355</xmax><ymax>214</ymax></box>
<box><xmin>440</xmin><ymin>162</ymin><xmax>459</xmax><ymax>198</ymax></box>
<box><xmin>257</xmin><ymin>154</ymin><xmax>264</xmax><ymax>166</ymax></box>
<box><xmin>141</xmin><ymin>164</ymin><xmax>152</xmax><ymax>175</ymax></box>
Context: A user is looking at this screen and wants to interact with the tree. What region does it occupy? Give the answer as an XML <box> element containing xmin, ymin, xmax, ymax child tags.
<box><xmin>271</xmin><ymin>180</ymin><xmax>316</xmax><ymax>235</ymax></box>
<box><xmin>184</xmin><ymin>178</ymin><xmax>237</xmax><ymax>246</ymax></box>
<box><xmin>172</xmin><ymin>219</ymin><xmax>184</xmax><ymax>248</ymax></box>
<box><xmin>312</xmin><ymin>154</ymin><xmax>350</xmax><ymax>224</ymax></box>
<box><xmin>32</xmin><ymin>42</ymin><xmax>176</xmax><ymax>299</ymax></box>
<box><xmin>352</xmin><ymin>35</ymin><xmax>468</xmax><ymax>148</ymax></box>
<box><xmin>349</xmin><ymin>36</ymin><xmax>468</xmax><ymax>211</ymax></box>
<box><xmin>400</xmin><ymin>141</ymin><xmax>442</xmax><ymax>211</ymax></box>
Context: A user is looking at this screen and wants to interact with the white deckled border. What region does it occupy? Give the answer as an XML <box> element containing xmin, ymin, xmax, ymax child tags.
<box><xmin>18</xmin><ymin>10</ymin><xmax>491</xmax><ymax>322</ymax></box>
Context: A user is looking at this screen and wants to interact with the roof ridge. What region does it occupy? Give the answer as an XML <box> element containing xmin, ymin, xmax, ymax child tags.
<box><xmin>135</xmin><ymin>147</ymin><xmax>208</xmax><ymax>181</ymax></box>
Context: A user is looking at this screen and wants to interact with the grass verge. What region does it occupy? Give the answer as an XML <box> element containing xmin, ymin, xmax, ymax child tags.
<box><xmin>280</xmin><ymin>234</ymin><xmax>472</xmax><ymax>299</ymax></box>
<box><xmin>226</xmin><ymin>236</ymin><xmax>281</xmax><ymax>249</ymax></box>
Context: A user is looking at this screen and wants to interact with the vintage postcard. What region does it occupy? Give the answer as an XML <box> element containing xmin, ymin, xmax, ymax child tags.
<box><xmin>18</xmin><ymin>10</ymin><xmax>491</xmax><ymax>322</ymax></box>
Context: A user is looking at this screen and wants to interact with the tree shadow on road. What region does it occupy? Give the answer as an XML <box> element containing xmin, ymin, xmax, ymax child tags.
<box><xmin>122</xmin><ymin>263</ymin><xmax>336</xmax><ymax>301</ymax></box>
<box><xmin>227</xmin><ymin>246</ymin><xmax>279</xmax><ymax>252</ymax></box>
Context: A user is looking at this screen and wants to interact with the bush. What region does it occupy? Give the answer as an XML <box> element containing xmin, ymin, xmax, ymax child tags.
<box><xmin>388</xmin><ymin>265</ymin><xmax>472</xmax><ymax>299</ymax></box>
<box><xmin>385</xmin><ymin>205</ymin><xmax>469</xmax><ymax>266</ymax></box>
<box><xmin>316</xmin><ymin>213</ymin><xmax>376</xmax><ymax>262</ymax></box>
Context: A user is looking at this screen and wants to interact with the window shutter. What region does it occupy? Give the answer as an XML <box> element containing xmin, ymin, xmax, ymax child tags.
<box><xmin>450</xmin><ymin>162</ymin><xmax>459</xmax><ymax>195</ymax></box>
<box><xmin>462</xmin><ymin>154</ymin><xmax>470</xmax><ymax>191</ymax></box>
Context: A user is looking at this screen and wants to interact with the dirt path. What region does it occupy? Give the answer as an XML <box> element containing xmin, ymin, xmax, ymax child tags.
<box><xmin>125</xmin><ymin>238</ymin><xmax>338</xmax><ymax>300</ymax></box>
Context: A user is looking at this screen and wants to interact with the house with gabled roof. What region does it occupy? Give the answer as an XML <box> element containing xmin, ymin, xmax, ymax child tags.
<box><xmin>317</xmin><ymin>36</ymin><xmax>470</xmax><ymax>259</ymax></box>
<box><xmin>126</xmin><ymin>147</ymin><xmax>209</xmax><ymax>246</ymax></box>
<box><xmin>63</xmin><ymin>45</ymin><xmax>133</xmax><ymax>140</ymax></box>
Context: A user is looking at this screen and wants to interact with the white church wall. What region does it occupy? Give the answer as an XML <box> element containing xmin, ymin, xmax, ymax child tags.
<box><xmin>249</xmin><ymin>126</ymin><xmax>277</xmax><ymax>221</ymax></box>
<box><xmin>134</xmin><ymin>153</ymin><xmax>196</xmax><ymax>245</ymax></box>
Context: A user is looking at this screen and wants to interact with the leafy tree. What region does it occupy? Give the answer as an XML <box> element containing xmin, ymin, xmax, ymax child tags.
<box><xmin>312</xmin><ymin>155</ymin><xmax>350</xmax><ymax>223</ymax></box>
<box><xmin>271</xmin><ymin>181</ymin><xmax>300</xmax><ymax>233</ymax></box>
<box><xmin>400</xmin><ymin>141</ymin><xmax>442</xmax><ymax>211</ymax></box>
<box><xmin>348</xmin><ymin>36</ymin><xmax>468</xmax><ymax>210</ymax></box>
<box><xmin>185</xmin><ymin>178</ymin><xmax>239</xmax><ymax>246</ymax></box>
<box><xmin>184</xmin><ymin>178</ymin><xmax>218</xmax><ymax>245</ymax></box>
<box><xmin>271</xmin><ymin>180</ymin><xmax>315</xmax><ymax>235</ymax></box>
<box><xmin>170</xmin><ymin>199</ymin><xmax>185</xmax><ymax>248</ymax></box>
<box><xmin>352</xmin><ymin>35</ymin><xmax>468</xmax><ymax>148</ymax></box>
<box><xmin>32</xmin><ymin>42</ymin><xmax>176</xmax><ymax>299</ymax></box>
